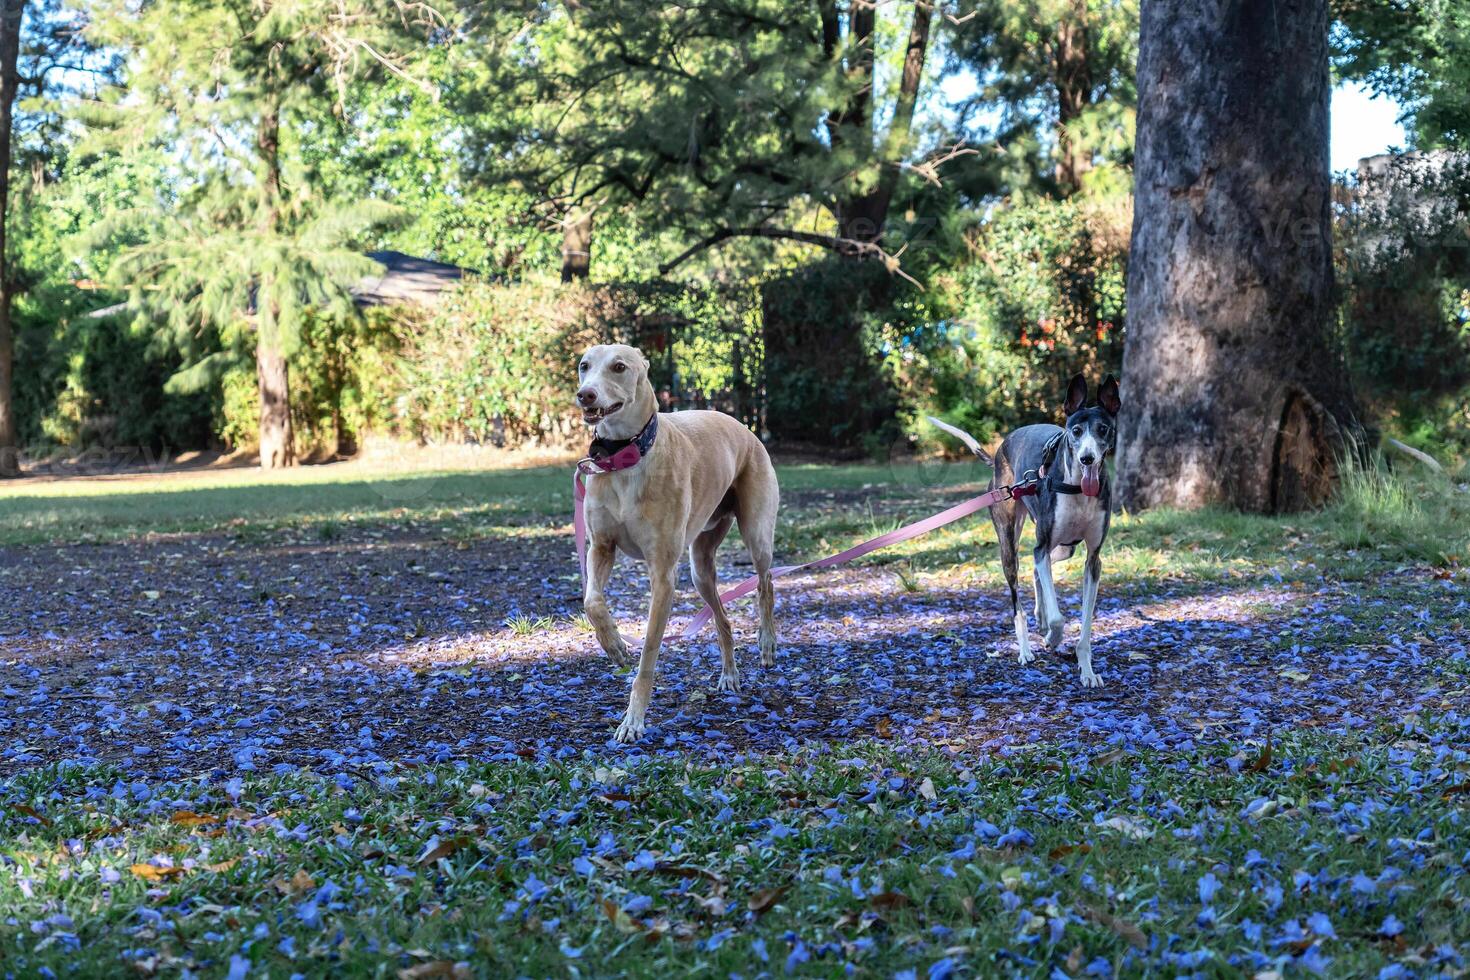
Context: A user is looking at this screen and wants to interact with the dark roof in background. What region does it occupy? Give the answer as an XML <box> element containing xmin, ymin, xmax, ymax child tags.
<box><xmin>353</xmin><ymin>250</ymin><xmax>477</xmax><ymax>308</ymax></box>
<box><xmin>84</xmin><ymin>250</ymin><xmax>478</xmax><ymax>320</ymax></box>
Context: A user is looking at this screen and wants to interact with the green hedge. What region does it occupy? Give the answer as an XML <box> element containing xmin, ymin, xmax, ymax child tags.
<box><xmin>1336</xmin><ymin>157</ymin><xmax>1470</xmax><ymax>461</ymax></box>
<box><xmin>898</xmin><ymin>197</ymin><xmax>1130</xmax><ymax>452</ymax></box>
<box><xmin>210</xmin><ymin>279</ymin><xmax>762</xmax><ymax>455</ymax></box>
<box><xmin>13</xmin><ymin>307</ymin><xmax>216</xmax><ymax>454</ymax></box>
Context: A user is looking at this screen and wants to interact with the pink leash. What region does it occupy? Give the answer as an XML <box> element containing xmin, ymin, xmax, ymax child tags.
<box><xmin>573</xmin><ymin>468</ymin><xmax>1036</xmax><ymax>641</ymax></box>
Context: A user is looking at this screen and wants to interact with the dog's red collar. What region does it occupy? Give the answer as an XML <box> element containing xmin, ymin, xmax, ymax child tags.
<box><xmin>577</xmin><ymin>413</ymin><xmax>659</xmax><ymax>476</ymax></box>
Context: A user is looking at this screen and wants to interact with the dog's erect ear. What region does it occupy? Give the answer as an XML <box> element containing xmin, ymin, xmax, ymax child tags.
<box><xmin>1097</xmin><ymin>374</ymin><xmax>1121</xmax><ymax>416</ymax></box>
<box><xmin>1063</xmin><ymin>373</ymin><xmax>1088</xmax><ymax>417</ymax></box>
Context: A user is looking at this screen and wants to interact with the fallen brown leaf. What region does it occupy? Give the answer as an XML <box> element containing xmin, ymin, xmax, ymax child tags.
<box><xmin>650</xmin><ymin>862</ymin><xmax>725</xmax><ymax>883</ymax></box>
<box><xmin>1082</xmin><ymin>903</ymin><xmax>1148</xmax><ymax>950</ymax></box>
<box><xmin>12</xmin><ymin>804</ymin><xmax>52</xmax><ymax>827</ymax></box>
<box><xmin>395</xmin><ymin>962</ymin><xmax>472</xmax><ymax>980</ymax></box>
<box><xmin>416</xmin><ymin>836</ymin><xmax>469</xmax><ymax>866</ymax></box>
<box><xmin>747</xmin><ymin>885</ymin><xmax>789</xmax><ymax>915</ymax></box>
<box><xmin>271</xmin><ymin>869</ymin><xmax>316</xmax><ymax>895</ymax></box>
<box><xmin>601</xmin><ymin>899</ymin><xmax>641</xmax><ymax>934</ymax></box>
<box><xmin>1244</xmin><ymin>736</ymin><xmax>1273</xmax><ymax>774</ymax></box>
<box><xmin>129</xmin><ymin>863</ymin><xmax>186</xmax><ymax>882</ymax></box>
<box><xmin>170</xmin><ymin>810</ymin><xmax>218</xmax><ymax>827</ymax></box>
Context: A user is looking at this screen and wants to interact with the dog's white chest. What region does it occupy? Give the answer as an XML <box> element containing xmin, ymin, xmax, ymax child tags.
<box><xmin>584</xmin><ymin>468</ymin><xmax>652</xmax><ymax>557</ymax></box>
<box><xmin>1051</xmin><ymin>493</ymin><xmax>1105</xmax><ymax>550</ymax></box>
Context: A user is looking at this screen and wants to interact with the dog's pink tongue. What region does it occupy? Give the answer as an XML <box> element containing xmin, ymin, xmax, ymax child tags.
<box><xmin>1081</xmin><ymin>464</ymin><xmax>1102</xmax><ymax>497</ymax></box>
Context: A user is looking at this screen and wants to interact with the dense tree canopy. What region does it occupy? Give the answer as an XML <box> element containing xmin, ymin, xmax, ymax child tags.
<box><xmin>947</xmin><ymin>0</ymin><xmax>1139</xmax><ymax>197</ymax></box>
<box><xmin>457</xmin><ymin>1</ymin><xmax>972</xmax><ymax>280</ymax></box>
<box><xmin>83</xmin><ymin>0</ymin><xmax>443</xmax><ymax>466</ymax></box>
<box><xmin>0</xmin><ymin>0</ymin><xmax>1465</xmax><ymax>478</ymax></box>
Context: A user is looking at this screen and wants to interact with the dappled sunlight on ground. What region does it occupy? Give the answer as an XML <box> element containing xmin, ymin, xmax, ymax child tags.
<box><xmin>4</xmin><ymin>511</ymin><xmax>1466</xmax><ymax>778</ymax></box>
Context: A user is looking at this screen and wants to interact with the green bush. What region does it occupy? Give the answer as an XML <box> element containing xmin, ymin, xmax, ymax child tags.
<box><xmin>378</xmin><ymin>282</ymin><xmax>603</xmax><ymax>448</ymax></box>
<box><xmin>1339</xmin><ymin>154</ymin><xmax>1470</xmax><ymax>401</ymax></box>
<box><xmin>14</xmin><ymin>307</ymin><xmax>216</xmax><ymax>454</ymax></box>
<box><xmin>212</xmin><ymin>308</ymin><xmax>401</xmax><ymax>459</ymax></box>
<box><xmin>373</xmin><ymin>278</ymin><xmax>760</xmax><ymax>449</ymax></box>
<box><xmin>1336</xmin><ymin>156</ymin><xmax>1470</xmax><ymax>465</ymax></box>
<box><xmin>760</xmin><ymin>259</ymin><xmax>908</xmax><ymax>453</ymax></box>
<box><xmin>900</xmin><ymin>197</ymin><xmax>1129</xmax><ymax>452</ymax></box>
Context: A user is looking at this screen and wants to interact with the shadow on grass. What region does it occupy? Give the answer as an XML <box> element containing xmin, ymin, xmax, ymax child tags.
<box><xmin>2</xmin><ymin>454</ymin><xmax>1465</xmax><ymax>779</ymax></box>
<box><xmin>3</xmin><ymin>513</ymin><xmax>1463</xmax><ymax>779</ymax></box>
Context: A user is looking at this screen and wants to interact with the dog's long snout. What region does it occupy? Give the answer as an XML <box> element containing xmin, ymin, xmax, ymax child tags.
<box><xmin>577</xmin><ymin>387</ymin><xmax>598</xmax><ymax>407</ymax></box>
<box><xmin>1079</xmin><ymin>451</ymin><xmax>1097</xmax><ymax>466</ymax></box>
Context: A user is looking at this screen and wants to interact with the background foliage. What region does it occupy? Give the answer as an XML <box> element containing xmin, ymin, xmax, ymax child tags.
<box><xmin>0</xmin><ymin>0</ymin><xmax>1466</xmax><ymax>468</ymax></box>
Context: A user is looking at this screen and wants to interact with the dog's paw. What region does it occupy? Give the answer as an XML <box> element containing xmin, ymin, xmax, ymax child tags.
<box><xmin>1079</xmin><ymin>669</ymin><xmax>1104</xmax><ymax>689</ymax></box>
<box><xmin>759</xmin><ymin>633</ymin><xmax>777</xmax><ymax>668</ymax></box>
<box><xmin>1013</xmin><ymin>612</ymin><xmax>1035</xmax><ymax>665</ymax></box>
<box><xmin>602</xmin><ymin>633</ymin><xmax>633</xmax><ymax>668</ymax></box>
<box><xmin>614</xmin><ymin>707</ymin><xmax>647</xmax><ymax>743</ymax></box>
<box><xmin>1043</xmin><ymin>622</ymin><xmax>1065</xmax><ymax>651</ymax></box>
<box><xmin>717</xmin><ymin>667</ymin><xmax>742</xmax><ymax>693</ymax></box>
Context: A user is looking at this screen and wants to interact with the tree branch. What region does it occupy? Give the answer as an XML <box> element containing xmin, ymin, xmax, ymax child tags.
<box><xmin>866</xmin><ymin>0</ymin><xmax>934</xmax><ymax>213</ymax></box>
<box><xmin>658</xmin><ymin>225</ymin><xmax>922</xmax><ymax>288</ymax></box>
<box><xmin>898</xmin><ymin>140</ymin><xmax>982</xmax><ymax>186</ymax></box>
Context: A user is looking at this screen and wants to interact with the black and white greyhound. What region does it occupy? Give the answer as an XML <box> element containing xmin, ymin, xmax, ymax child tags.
<box><xmin>930</xmin><ymin>374</ymin><xmax>1121</xmax><ymax>688</ymax></box>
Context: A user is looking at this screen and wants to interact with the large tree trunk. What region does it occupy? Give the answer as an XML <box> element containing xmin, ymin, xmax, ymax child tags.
<box><xmin>830</xmin><ymin>0</ymin><xmax>931</xmax><ymax>242</ymax></box>
<box><xmin>1054</xmin><ymin>0</ymin><xmax>1093</xmax><ymax>195</ymax></box>
<box><xmin>560</xmin><ymin>209</ymin><xmax>593</xmax><ymax>282</ymax></box>
<box><xmin>0</xmin><ymin>0</ymin><xmax>25</xmax><ymax>478</ymax></box>
<box><xmin>256</xmin><ymin>339</ymin><xmax>295</xmax><ymax>469</ymax></box>
<box><xmin>1117</xmin><ymin>0</ymin><xmax>1360</xmax><ymax>513</ymax></box>
<box><xmin>254</xmin><ymin>94</ymin><xmax>295</xmax><ymax>469</ymax></box>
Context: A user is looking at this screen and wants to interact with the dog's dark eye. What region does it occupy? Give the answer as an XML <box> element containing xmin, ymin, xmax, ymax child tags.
<box><xmin>1098</xmin><ymin>423</ymin><xmax>1112</xmax><ymax>436</ymax></box>
<box><xmin>579</xmin><ymin>362</ymin><xmax>588</xmax><ymax>373</ymax></box>
<box><xmin>1071</xmin><ymin>425</ymin><xmax>1083</xmax><ymax>437</ymax></box>
<box><xmin>611</xmin><ymin>362</ymin><xmax>626</xmax><ymax>374</ymax></box>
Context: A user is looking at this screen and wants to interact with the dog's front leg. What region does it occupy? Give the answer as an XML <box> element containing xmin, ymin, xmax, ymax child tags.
<box><xmin>1076</xmin><ymin>545</ymin><xmax>1104</xmax><ymax>688</ymax></box>
<box><xmin>994</xmin><ymin>508</ymin><xmax>1032</xmax><ymax>665</ymax></box>
<box><xmin>1032</xmin><ymin>546</ymin><xmax>1065</xmax><ymax>651</ymax></box>
<box><xmin>615</xmin><ymin>552</ymin><xmax>678</xmax><ymax>743</ymax></box>
<box><xmin>584</xmin><ymin>539</ymin><xmax>630</xmax><ymax>667</ymax></box>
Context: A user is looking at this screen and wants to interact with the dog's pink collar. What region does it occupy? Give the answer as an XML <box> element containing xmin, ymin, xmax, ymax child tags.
<box><xmin>577</xmin><ymin>413</ymin><xmax>658</xmax><ymax>476</ymax></box>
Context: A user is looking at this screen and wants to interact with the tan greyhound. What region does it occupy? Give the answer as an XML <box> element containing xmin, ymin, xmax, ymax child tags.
<box><xmin>574</xmin><ymin>344</ymin><xmax>780</xmax><ymax>743</ymax></box>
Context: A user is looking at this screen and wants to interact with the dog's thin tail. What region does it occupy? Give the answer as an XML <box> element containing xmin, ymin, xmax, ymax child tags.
<box><xmin>926</xmin><ymin>416</ymin><xmax>993</xmax><ymax>466</ymax></box>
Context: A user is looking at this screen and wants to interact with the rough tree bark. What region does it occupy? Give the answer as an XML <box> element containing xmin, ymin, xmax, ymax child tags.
<box><xmin>255</xmin><ymin>94</ymin><xmax>295</xmax><ymax>469</ymax></box>
<box><xmin>560</xmin><ymin>209</ymin><xmax>592</xmax><ymax>282</ymax></box>
<box><xmin>256</xmin><ymin>342</ymin><xmax>294</xmax><ymax>469</ymax></box>
<box><xmin>0</xmin><ymin>0</ymin><xmax>25</xmax><ymax>478</ymax></box>
<box><xmin>1053</xmin><ymin>0</ymin><xmax>1093</xmax><ymax>194</ymax></box>
<box><xmin>1118</xmin><ymin>0</ymin><xmax>1361</xmax><ymax>513</ymax></box>
<box><xmin>830</xmin><ymin>0</ymin><xmax>932</xmax><ymax>241</ymax></box>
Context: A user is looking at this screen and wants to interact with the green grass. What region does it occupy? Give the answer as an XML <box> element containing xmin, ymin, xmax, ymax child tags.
<box><xmin>2</xmin><ymin>454</ymin><xmax>1465</xmax><ymax>602</ymax></box>
<box><xmin>3</xmin><ymin>453</ymin><xmax>1466</xmax><ymax>976</ymax></box>
<box><xmin>2</xmin><ymin>728</ymin><xmax>1465</xmax><ymax>978</ymax></box>
<box><xmin>0</xmin><ymin>460</ymin><xmax>978</xmax><ymax>547</ymax></box>
<box><xmin>3</xmin><ymin>454</ymin><xmax>1463</xmax><ymax>581</ymax></box>
<box><xmin>505</xmin><ymin>614</ymin><xmax>557</xmax><ymax>637</ymax></box>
